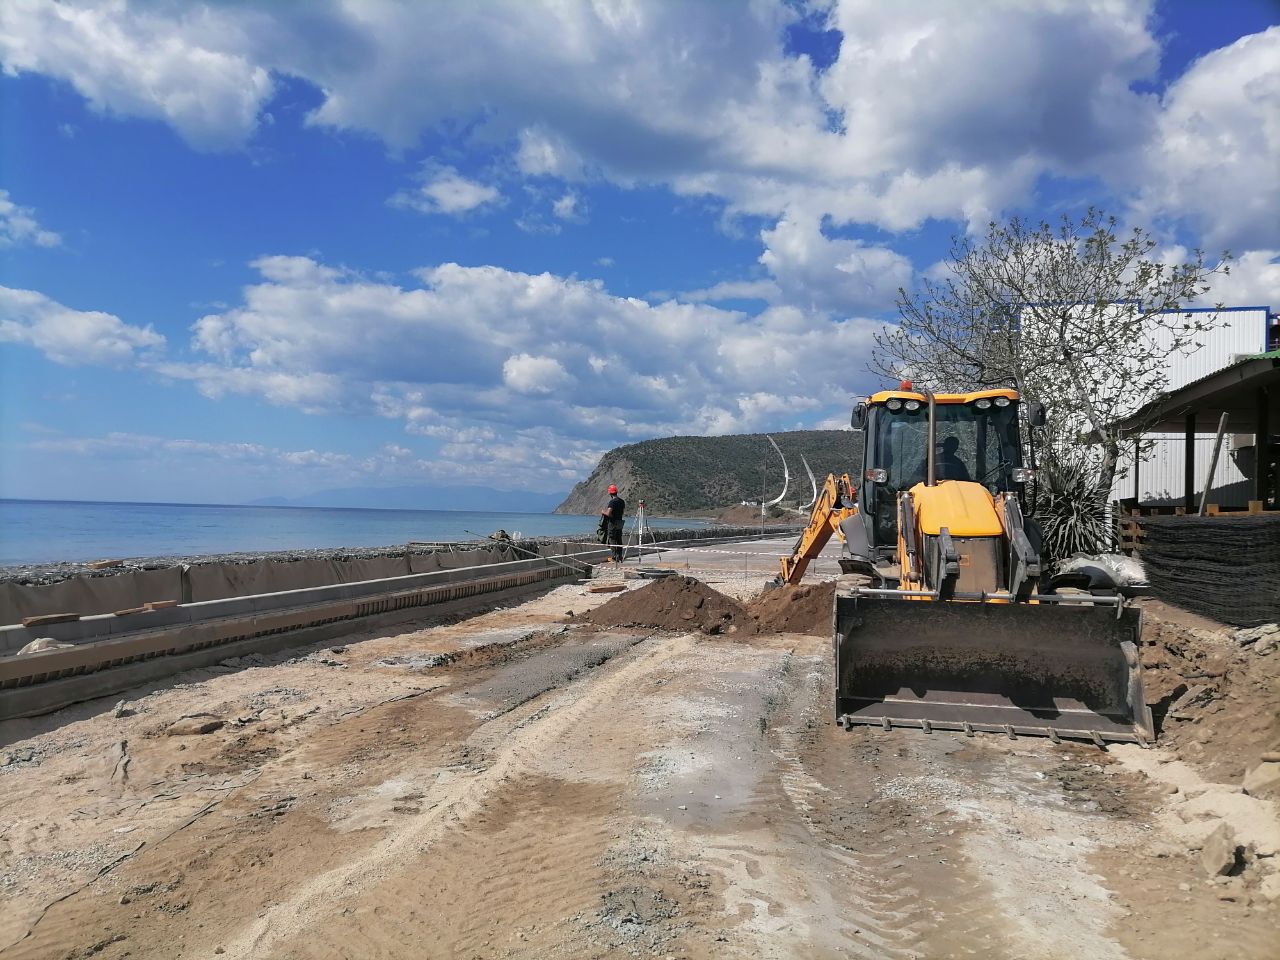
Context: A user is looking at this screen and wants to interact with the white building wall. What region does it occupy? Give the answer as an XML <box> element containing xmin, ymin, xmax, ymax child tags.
<box><xmin>1112</xmin><ymin>432</ymin><xmax>1253</xmax><ymax>507</ymax></box>
<box><xmin>1116</xmin><ymin>306</ymin><xmax>1270</xmax><ymax>506</ymax></box>
<box><xmin>1016</xmin><ymin>302</ymin><xmax>1273</xmax><ymax>507</ymax></box>
<box><xmin>1016</xmin><ymin>305</ymin><xmax>1271</xmax><ymax>425</ymax></box>
<box><xmin>1152</xmin><ymin>307</ymin><xmax>1272</xmax><ymax>391</ymax></box>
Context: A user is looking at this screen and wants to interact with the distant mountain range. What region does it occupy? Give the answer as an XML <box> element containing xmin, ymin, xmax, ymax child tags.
<box><xmin>248</xmin><ymin>484</ymin><xmax>568</xmax><ymax>513</ymax></box>
<box><xmin>556</xmin><ymin>429</ymin><xmax>864</xmax><ymax>514</ymax></box>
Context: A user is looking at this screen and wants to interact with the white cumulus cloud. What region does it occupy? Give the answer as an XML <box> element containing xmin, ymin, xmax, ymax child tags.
<box><xmin>502</xmin><ymin>353</ymin><xmax>572</xmax><ymax>394</ymax></box>
<box><xmin>820</xmin><ymin>0</ymin><xmax>1159</xmax><ymax>175</ymax></box>
<box><xmin>0</xmin><ymin>190</ymin><xmax>61</xmax><ymax>248</ymax></box>
<box><xmin>0</xmin><ymin>0</ymin><xmax>273</xmax><ymax>150</ymax></box>
<box><xmin>0</xmin><ymin>285</ymin><xmax>164</xmax><ymax>365</ymax></box>
<box><xmin>1132</xmin><ymin>26</ymin><xmax>1280</xmax><ymax>249</ymax></box>
<box><xmin>0</xmin><ymin>0</ymin><xmax>1168</xmax><ymax>232</ymax></box>
<box><xmin>552</xmin><ymin>191</ymin><xmax>586</xmax><ymax>222</ymax></box>
<box><xmin>159</xmin><ymin>254</ymin><xmax>884</xmax><ymax>448</ymax></box>
<box><xmin>6</xmin><ymin>0</ymin><xmax>1271</xmax><ymax>248</ymax></box>
<box><xmin>681</xmin><ymin>215</ymin><xmax>913</xmax><ymax>314</ymax></box>
<box><xmin>1195</xmin><ymin>250</ymin><xmax>1280</xmax><ymax>309</ymax></box>
<box><xmin>759</xmin><ymin>215</ymin><xmax>913</xmax><ymax>314</ymax></box>
<box><xmin>389</xmin><ymin>163</ymin><xmax>502</xmax><ymax>216</ymax></box>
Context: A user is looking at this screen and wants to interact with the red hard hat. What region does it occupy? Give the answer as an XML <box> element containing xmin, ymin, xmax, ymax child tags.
<box><xmin>608</xmin><ymin>484</ymin><xmax>618</xmax><ymax>494</ymax></box>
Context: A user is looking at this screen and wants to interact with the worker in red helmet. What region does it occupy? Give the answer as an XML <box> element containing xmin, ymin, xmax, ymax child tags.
<box><xmin>600</xmin><ymin>483</ymin><xmax>626</xmax><ymax>562</ymax></box>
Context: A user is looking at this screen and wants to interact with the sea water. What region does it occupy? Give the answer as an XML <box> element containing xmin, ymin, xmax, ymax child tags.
<box><xmin>0</xmin><ymin>499</ymin><xmax>704</xmax><ymax>566</ymax></box>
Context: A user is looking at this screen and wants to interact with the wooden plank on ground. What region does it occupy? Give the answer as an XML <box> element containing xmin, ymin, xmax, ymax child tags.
<box><xmin>21</xmin><ymin>613</ymin><xmax>81</xmax><ymax>628</ymax></box>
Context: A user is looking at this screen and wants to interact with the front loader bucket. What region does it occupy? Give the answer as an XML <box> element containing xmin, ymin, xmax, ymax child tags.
<box><xmin>834</xmin><ymin>594</ymin><xmax>1153</xmax><ymax>743</ymax></box>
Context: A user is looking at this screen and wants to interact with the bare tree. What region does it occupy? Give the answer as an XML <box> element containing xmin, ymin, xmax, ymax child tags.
<box><xmin>874</xmin><ymin>209</ymin><xmax>1230</xmax><ymax>501</ymax></box>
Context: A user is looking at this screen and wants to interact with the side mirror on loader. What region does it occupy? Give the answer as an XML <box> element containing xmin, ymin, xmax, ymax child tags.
<box><xmin>851</xmin><ymin>403</ymin><xmax>867</xmax><ymax>431</ymax></box>
<box><xmin>1028</xmin><ymin>401</ymin><xmax>1047</xmax><ymax>427</ymax></box>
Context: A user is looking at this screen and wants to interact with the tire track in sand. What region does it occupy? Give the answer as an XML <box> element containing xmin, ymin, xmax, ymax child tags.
<box><xmin>218</xmin><ymin>631</ymin><xmax>690</xmax><ymax>960</ymax></box>
<box><xmin>299</xmin><ymin>775</ymin><xmax>622</xmax><ymax>958</ymax></box>
<box><xmin>763</xmin><ymin>655</ymin><xmax>1020</xmax><ymax>959</ymax></box>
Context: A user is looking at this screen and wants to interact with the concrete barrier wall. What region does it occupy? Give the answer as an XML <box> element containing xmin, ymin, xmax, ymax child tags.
<box><xmin>0</xmin><ymin>549</ymin><xmax>605</xmax><ymax>656</ymax></box>
<box><xmin>185</xmin><ymin>555</ymin><xmax>410</xmax><ymax>602</ymax></box>
<box><xmin>0</xmin><ymin>526</ymin><xmax>786</xmax><ymax>626</ymax></box>
<box><xmin>1</xmin><ymin>544</ymin><xmax>545</xmax><ymax>625</ymax></box>
<box><xmin>0</xmin><ymin>568</ymin><xmax>185</xmax><ymax>626</ymax></box>
<box><xmin>0</xmin><ymin>554</ymin><xmax>598</xmax><ymax>720</ymax></box>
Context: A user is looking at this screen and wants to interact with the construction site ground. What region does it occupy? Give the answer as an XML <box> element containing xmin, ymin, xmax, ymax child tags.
<box><xmin>2</xmin><ymin>536</ymin><xmax>1278</xmax><ymax>960</ymax></box>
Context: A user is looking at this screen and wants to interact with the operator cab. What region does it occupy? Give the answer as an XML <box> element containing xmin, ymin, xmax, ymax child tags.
<box><xmin>851</xmin><ymin>386</ymin><xmax>1034</xmax><ymax>557</ymax></box>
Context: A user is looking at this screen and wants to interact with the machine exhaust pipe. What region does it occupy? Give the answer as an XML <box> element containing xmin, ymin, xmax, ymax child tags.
<box><xmin>921</xmin><ymin>385</ymin><xmax>937</xmax><ymax>487</ymax></box>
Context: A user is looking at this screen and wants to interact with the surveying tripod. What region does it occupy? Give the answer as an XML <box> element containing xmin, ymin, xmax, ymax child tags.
<box><xmin>622</xmin><ymin>499</ymin><xmax>658</xmax><ymax>563</ymax></box>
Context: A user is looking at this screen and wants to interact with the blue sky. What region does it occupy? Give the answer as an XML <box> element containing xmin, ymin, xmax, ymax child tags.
<box><xmin>1</xmin><ymin>0</ymin><xmax>1277</xmax><ymax>504</ymax></box>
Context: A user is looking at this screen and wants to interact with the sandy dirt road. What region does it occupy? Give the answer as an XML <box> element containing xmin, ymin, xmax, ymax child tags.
<box><xmin>1</xmin><ymin>573</ymin><xmax>1278</xmax><ymax>960</ymax></box>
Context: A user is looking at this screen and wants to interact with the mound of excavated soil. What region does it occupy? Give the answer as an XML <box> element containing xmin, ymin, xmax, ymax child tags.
<box><xmin>1136</xmin><ymin>599</ymin><xmax>1280</xmax><ymax>791</ymax></box>
<box><xmin>579</xmin><ymin>576</ymin><xmax>757</xmax><ymax>635</ymax></box>
<box><xmin>579</xmin><ymin>577</ymin><xmax>839</xmax><ymax>639</ymax></box>
<box><xmin>746</xmin><ymin>581</ymin><xmax>836</xmax><ymax>636</ymax></box>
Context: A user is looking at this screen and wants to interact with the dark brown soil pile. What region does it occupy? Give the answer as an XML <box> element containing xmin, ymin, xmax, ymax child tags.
<box><xmin>1136</xmin><ymin>599</ymin><xmax>1280</xmax><ymax>790</ymax></box>
<box><xmin>745</xmin><ymin>581</ymin><xmax>836</xmax><ymax>636</ymax></box>
<box><xmin>579</xmin><ymin>576</ymin><xmax>757</xmax><ymax>635</ymax></box>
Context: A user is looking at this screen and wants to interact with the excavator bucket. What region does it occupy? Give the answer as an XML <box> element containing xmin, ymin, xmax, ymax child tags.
<box><xmin>834</xmin><ymin>594</ymin><xmax>1153</xmax><ymax>743</ymax></box>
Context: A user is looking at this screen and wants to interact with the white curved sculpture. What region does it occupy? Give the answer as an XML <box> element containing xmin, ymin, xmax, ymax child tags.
<box><xmin>764</xmin><ymin>435</ymin><xmax>790</xmax><ymax>507</ymax></box>
<box><xmin>799</xmin><ymin>455</ymin><xmax>818</xmax><ymax>511</ymax></box>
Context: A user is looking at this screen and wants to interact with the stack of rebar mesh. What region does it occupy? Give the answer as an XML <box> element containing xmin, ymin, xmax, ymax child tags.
<box><xmin>1137</xmin><ymin>515</ymin><xmax>1280</xmax><ymax>627</ymax></box>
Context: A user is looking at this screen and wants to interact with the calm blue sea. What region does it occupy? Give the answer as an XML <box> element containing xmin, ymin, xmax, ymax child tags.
<box><xmin>0</xmin><ymin>499</ymin><xmax>704</xmax><ymax>566</ymax></box>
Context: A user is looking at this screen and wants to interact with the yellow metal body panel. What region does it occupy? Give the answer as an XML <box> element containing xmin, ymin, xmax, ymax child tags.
<box><xmin>908</xmin><ymin>481</ymin><xmax>1004</xmax><ymax>537</ymax></box>
<box><xmin>867</xmin><ymin>387</ymin><xmax>1019</xmax><ymax>405</ymax></box>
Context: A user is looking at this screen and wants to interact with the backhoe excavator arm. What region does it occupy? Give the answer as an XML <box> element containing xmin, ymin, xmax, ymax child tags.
<box><xmin>778</xmin><ymin>473</ymin><xmax>858</xmax><ymax>584</ymax></box>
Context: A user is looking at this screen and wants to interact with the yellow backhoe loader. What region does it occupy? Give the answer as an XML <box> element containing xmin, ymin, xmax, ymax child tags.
<box><xmin>780</xmin><ymin>382</ymin><xmax>1153</xmax><ymax>744</ymax></box>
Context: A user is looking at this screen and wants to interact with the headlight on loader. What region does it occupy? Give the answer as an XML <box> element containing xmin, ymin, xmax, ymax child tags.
<box><xmin>1012</xmin><ymin>467</ymin><xmax>1035</xmax><ymax>483</ymax></box>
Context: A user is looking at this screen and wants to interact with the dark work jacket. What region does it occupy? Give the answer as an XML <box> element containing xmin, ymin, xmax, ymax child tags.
<box><xmin>604</xmin><ymin>496</ymin><xmax>626</xmax><ymax>529</ymax></box>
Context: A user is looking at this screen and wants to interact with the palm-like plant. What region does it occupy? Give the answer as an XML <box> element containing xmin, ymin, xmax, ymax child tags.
<box><xmin>1035</xmin><ymin>449</ymin><xmax>1113</xmax><ymax>566</ymax></box>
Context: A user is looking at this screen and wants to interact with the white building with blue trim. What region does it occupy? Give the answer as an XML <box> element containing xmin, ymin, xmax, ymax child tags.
<box><xmin>1115</xmin><ymin>305</ymin><xmax>1278</xmax><ymax>509</ymax></box>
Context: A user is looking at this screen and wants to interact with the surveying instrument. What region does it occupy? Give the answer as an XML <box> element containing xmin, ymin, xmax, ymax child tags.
<box><xmin>623</xmin><ymin>498</ymin><xmax>658</xmax><ymax>563</ymax></box>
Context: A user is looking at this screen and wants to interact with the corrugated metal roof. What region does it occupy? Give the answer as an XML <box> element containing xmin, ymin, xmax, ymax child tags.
<box><xmin>1153</xmin><ymin>349</ymin><xmax>1279</xmax><ymax>397</ymax></box>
